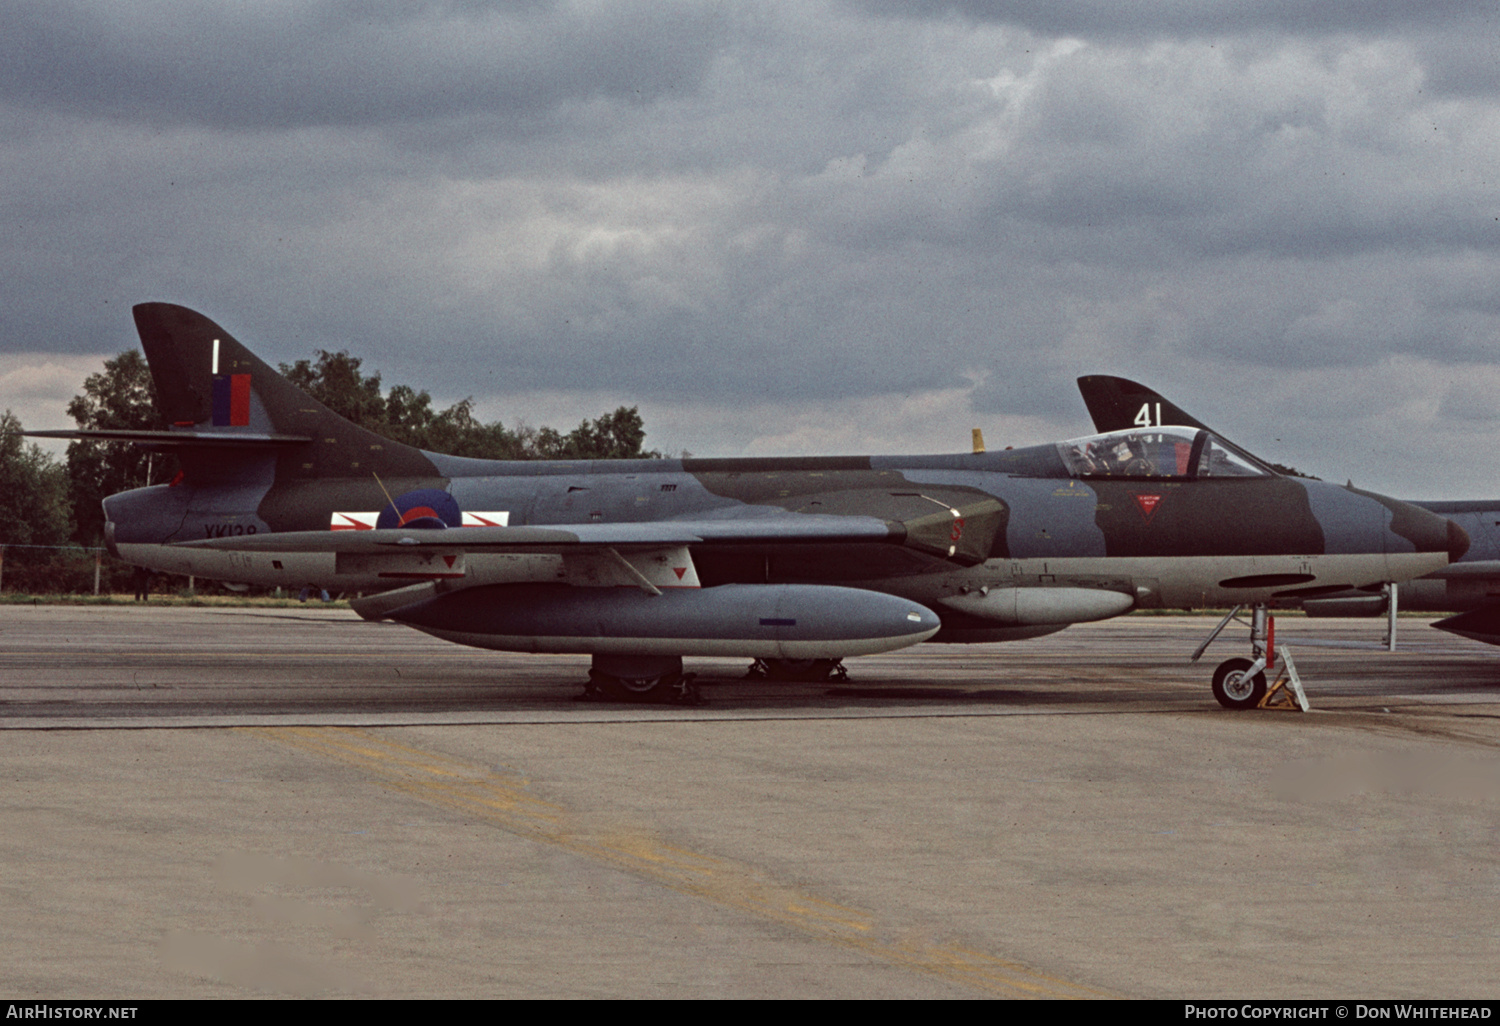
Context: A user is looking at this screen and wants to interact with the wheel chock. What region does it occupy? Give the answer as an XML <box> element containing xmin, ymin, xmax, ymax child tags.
<box><xmin>1257</xmin><ymin>646</ymin><xmax>1309</xmax><ymax>712</ymax></box>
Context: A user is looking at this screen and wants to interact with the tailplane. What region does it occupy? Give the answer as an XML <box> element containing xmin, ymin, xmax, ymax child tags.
<box><xmin>30</xmin><ymin>304</ymin><xmax>439</xmax><ymax>485</ymax></box>
<box><xmin>131</xmin><ymin>302</ymin><xmax>436</xmax><ymax>481</ymax></box>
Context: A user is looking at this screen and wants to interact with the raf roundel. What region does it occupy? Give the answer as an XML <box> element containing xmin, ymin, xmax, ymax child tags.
<box><xmin>376</xmin><ymin>489</ymin><xmax>463</xmax><ymax>531</ymax></box>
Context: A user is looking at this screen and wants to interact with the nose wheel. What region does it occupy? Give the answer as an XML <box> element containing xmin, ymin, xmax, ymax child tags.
<box><xmin>1193</xmin><ymin>604</ymin><xmax>1307</xmax><ymax>712</ymax></box>
<box><xmin>1210</xmin><ymin>657</ymin><xmax>1268</xmax><ymax>710</ymax></box>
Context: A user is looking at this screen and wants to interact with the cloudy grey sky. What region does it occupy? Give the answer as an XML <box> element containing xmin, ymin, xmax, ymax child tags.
<box><xmin>2</xmin><ymin>1</ymin><xmax>1497</xmax><ymax>497</ymax></box>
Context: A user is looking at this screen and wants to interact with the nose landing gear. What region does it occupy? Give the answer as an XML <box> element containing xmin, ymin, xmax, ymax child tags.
<box><xmin>1193</xmin><ymin>604</ymin><xmax>1308</xmax><ymax>711</ymax></box>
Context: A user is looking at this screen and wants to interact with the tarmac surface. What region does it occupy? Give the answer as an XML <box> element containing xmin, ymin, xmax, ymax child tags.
<box><xmin>2</xmin><ymin>604</ymin><xmax>1498</xmax><ymax>998</ymax></box>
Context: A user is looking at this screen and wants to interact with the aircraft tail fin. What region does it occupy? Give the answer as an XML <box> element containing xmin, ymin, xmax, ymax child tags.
<box><xmin>131</xmin><ymin>302</ymin><xmax>437</xmax><ymax>481</ymax></box>
<box><xmin>1076</xmin><ymin>375</ymin><xmax>1212</xmax><ymax>435</ymax></box>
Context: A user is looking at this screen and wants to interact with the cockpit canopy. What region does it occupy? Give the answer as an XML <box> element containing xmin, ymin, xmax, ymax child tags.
<box><xmin>1056</xmin><ymin>428</ymin><xmax>1274</xmax><ymax>480</ymax></box>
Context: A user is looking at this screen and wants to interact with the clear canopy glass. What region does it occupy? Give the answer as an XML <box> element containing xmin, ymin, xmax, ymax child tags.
<box><xmin>1055</xmin><ymin>428</ymin><xmax>1273</xmax><ymax>480</ymax></box>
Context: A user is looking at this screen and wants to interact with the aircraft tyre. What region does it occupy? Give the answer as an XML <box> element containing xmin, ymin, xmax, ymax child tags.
<box><xmin>746</xmin><ymin>658</ymin><xmax>848</xmax><ymax>683</ymax></box>
<box><xmin>1211</xmin><ymin>658</ymin><xmax>1267</xmax><ymax>710</ymax></box>
<box><xmin>587</xmin><ymin>668</ymin><xmax>701</xmax><ymax>705</ymax></box>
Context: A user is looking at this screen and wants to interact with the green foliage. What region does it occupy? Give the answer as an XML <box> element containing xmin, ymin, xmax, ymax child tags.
<box><xmin>65</xmin><ymin>351</ymin><xmax>179</xmax><ymax>543</ymax></box>
<box><xmin>0</xmin><ymin>546</ymin><xmax>106</xmax><ymax>594</ymax></box>
<box><xmin>280</xmin><ymin>350</ymin><xmax>387</xmax><ymax>428</ymax></box>
<box><xmin>0</xmin><ymin>411</ymin><xmax>73</xmax><ymax>548</ymax></box>
<box><xmin>0</xmin><ymin>410</ymin><xmax>77</xmax><ymax>592</ymax></box>
<box><xmin>525</xmin><ymin>405</ymin><xmax>657</xmax><ymax>460</ymax></box>
<box><xmin>278</xmin><ymin>349</ymin><xmax>660</xmax><ymax>460</ymax></box>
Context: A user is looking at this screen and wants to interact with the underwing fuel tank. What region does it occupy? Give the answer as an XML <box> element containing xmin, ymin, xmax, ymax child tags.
<box><xmin>938</xmin><ymin>587</ymin><xmax>1135</xmax><ymax>625</ymax></box>
<box><xmin>380</xmin><ymin>583</ymin><xmax>941</xmax><ymax>658</ymax></box>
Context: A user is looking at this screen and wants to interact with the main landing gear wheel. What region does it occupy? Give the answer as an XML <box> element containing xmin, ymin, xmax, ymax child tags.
<box><xmin>745</xmin><ymin>658</ymin><xmax>848</xmax><ymax>683</ymax></box>
<box><xmin>587</xmin><ymin>670</ymin><xmax>700</xmax><ymax>704</ymax></box>
<box><xmin>1211</xmin><ymin>657</ymin><xmax>1267</xmax><ymax>711</ymax></box>
<box><xmin>581</xmin><ymin>654</ymin><xmax>701</xmax><ymax>705</ymax></box>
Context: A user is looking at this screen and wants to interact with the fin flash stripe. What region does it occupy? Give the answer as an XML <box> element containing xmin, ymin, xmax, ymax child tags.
<box><xmin>212</xmin><ymin>374</ymin><xmax>252</xmax><ymax>426</ymax></box>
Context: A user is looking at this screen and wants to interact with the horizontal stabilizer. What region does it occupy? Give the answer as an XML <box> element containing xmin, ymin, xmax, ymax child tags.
<box><xmin>25</xmin><ymin>428</ymin><xmax>311</xmax><ymax>447</ymax></box>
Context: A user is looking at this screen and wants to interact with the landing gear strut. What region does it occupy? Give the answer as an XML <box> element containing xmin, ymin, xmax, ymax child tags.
<box><xmin>581</xmin><ymin>654</ymin><xmax>701</xmax><ymax>705</ymax></box>
<box><xmin>745</xmin><ymin>658</ymin><xmax>849</xmax><ymax>683</ymax></box>
<box><xmin>1192</xmin><ymin>604</ymin><xmax>1307</xmax><ymax>711</ymax></box>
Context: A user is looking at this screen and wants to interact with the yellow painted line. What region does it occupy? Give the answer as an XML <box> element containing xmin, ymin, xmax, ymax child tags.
<box><xmin>243</xmin><ymin>725</ymin><xmax>1113</xmax><ymax>999</ymax></box>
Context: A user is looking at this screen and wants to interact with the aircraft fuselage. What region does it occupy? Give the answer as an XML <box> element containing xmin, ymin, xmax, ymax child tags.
<box><xmin>65</xmin><ymin>304</ymin><xmax>1465</xmax><ymax>684</ymax></box>
<box><xmin>106</xmin><ymin>440</ymin><xmax>1461</xmax><ymax>645</ymax></box>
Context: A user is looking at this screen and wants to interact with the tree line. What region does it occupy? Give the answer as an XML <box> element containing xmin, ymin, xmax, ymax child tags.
<box><xmin>0</xmin><ymin>348</ymin><xmax>661</xmax><ymax>594</ymax></box>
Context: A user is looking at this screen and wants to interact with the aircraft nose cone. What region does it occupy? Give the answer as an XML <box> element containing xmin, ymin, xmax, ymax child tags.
<box><xmin>1449</xmin><ymin>518</ymin><xmax>1471</xmax><ymax>563</ymax></box>
<box><xmin>1385</xmin><ymin>497</ymin><xmax>1466</xmax><ymax>561</ymax></box>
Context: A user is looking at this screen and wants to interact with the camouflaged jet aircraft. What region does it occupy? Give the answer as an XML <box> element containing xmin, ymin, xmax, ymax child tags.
<box><xmin>1077</xmin><ymin>374</ymin><xmax>1500</xmax><ymax>649</ymax></box>
<box><xmin>37</xmin><ymin>304</ymin><xmax>1468</xmax><ymax>707</ymax></box>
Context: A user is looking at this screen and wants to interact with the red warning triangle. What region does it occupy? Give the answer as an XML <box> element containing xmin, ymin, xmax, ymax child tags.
<box><xmin>673</xmin><ymin>567</ymin><xmax>687</xmax><ymax>579</ymax></box>
<box><xmin>443</xmin><ymin>555</ymin><xmax>457</xmax><ymax>567</ymax></box>
<box><xmin>1133</xmin><ymin>493</ymin><xmax>1163</xmax><ymax>522</ymax></box>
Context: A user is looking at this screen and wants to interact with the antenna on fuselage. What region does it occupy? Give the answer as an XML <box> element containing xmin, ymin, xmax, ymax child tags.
<box><xmin>972</xmin><ymin>428</ymin><xmax>985</xmax><ymax>454</ymax></box>
<box><xmin>371</xmin><ymin>470</ymin><xmax>399</xmax><ymax>521</ymax></box>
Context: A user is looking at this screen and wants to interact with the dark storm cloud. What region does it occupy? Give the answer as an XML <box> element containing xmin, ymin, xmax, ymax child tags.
<box><xmin>3</xmin><ymin>0</ymin><xmax>1499</xmax><ymax>486</ymax></box>
<box><xmin>0</xmin><ymin>1</ymin><xmax>725</xmax><ymax>130</ymax></box>
<box><xmin>850</xmin><ymin>0</ymin><xmax>1482</xmax><ymax>38</ymax></box>
<box><xmin>1413</xmin><ymin>28</ymin><xmax>1500</xmax><ymax>97</ymax></box>
<box><xmin>793</xmin><ymin>31</ymin><xmax>1498</xmax><ymax>270</ymax></box>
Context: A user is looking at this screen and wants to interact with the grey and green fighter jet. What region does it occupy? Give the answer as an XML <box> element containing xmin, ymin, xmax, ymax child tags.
<box><xmin>40</xmin><ymin>304</ymin><xmax>1467</xmax><ymax>706</ymax></box>
<box><xmin>1077</xmin><ymin>374</ymin><xmax>1500</xmax><ymax>649</ymax></box>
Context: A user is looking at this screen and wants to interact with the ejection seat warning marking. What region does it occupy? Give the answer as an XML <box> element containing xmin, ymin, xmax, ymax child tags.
<box><xmin>245</xmin><ymin>726</ymin><xmax>1109</xmax><ymax>999</ymax></box>
<box><xmin>1133</xmin><ymin>493</ymin><xmax>1163</xmax><ymax>522</ymax></box>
